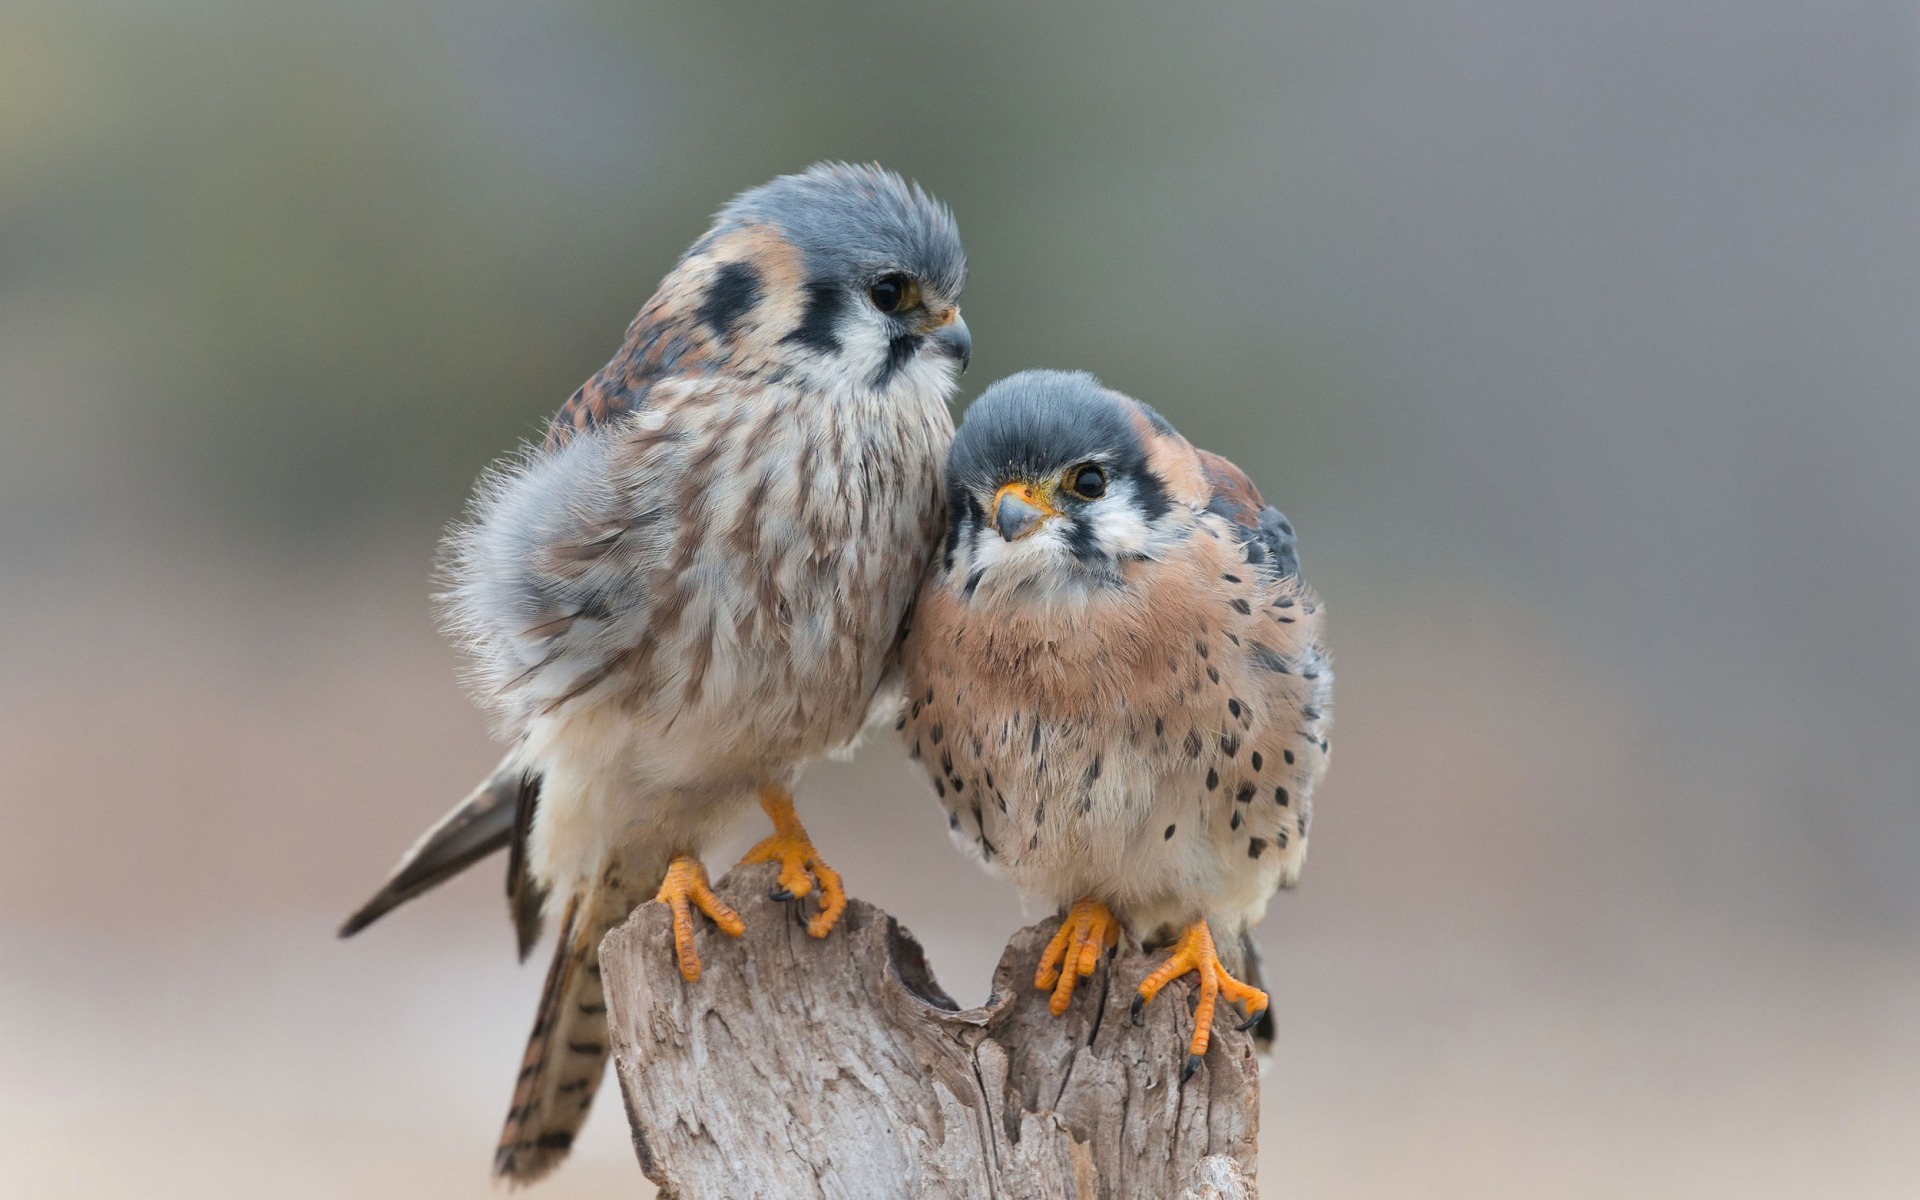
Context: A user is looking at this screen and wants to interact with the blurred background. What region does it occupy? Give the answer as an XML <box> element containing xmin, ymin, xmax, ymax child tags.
<box><xmin>3</xmin><ymin>1</ymin><xmax>1917</xmax><ymax>1196</ymax></box>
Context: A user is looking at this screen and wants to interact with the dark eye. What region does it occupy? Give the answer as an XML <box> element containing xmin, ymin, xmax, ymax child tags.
<box><xmin>1066</xmin><ymin>463</ymin><xmax>1107</xmax><ymax>499</ymax></box>
<box><xmin>868</xmin><ymin>273</ymin><xmax>919</xmax><ymax>314</ymax></box>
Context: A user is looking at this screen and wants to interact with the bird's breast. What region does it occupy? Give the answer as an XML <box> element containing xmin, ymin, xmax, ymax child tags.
<box><xmin>647</xmin><ymin>382</ymin><xmax>953</xmax><ymax>754</ymax></box>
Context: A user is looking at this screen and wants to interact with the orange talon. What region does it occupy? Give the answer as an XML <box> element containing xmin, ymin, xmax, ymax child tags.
<box><xmin>1131</xmin><ymin>919</ymin><xmax>1269</xmax><ymax>1080</ymax></box>
<box><xmin>1034</xmin><ymin>898</ymin><xmax>1120</xmax><ymax>1015</ymax></box>
<box><xmin>738</xmin><ymin>785</ymin><xmax>848</xmax><ymax>939</ymax></box>
<box><xmin>653</xmin><ymin>855</ymin><xmax>744</xmax><ymax>982</ymax></box>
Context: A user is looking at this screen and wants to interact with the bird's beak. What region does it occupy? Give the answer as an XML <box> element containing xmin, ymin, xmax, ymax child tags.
<box><xmin>928</xmin><ymin>307</ymin><xmax>971</xmax><ymax>372</ymax></box>
<box><xmin>993</xmin><ymin>481</ymin><xmax>1058</xmax><ymax>542</ymax></box>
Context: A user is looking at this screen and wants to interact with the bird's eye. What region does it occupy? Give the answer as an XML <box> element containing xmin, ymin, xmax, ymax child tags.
<box><xmin>868</xmin><ymin>273</ymin><xmax>919</xmax><ymax>314</ymax></box>
<box><xmin>1065</xmin><ymin>463</ymin><xmax>1107</xmax><ymax>499</ymax></box>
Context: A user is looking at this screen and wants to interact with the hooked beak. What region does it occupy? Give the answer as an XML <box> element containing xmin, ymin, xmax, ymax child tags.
<box><xmin>993</xmin><ymin>481</ymin><xmax>1058</xmax><ymax>542</ymax></box>
<box><xmin>929</xmin><ymin>308</ymin><xmax>971</xmax><ymax>372</ymax></box>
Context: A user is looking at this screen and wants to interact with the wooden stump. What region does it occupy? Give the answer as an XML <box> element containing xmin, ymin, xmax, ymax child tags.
<box><xmin>601</xmin><ymin>863</ymin><xmax>1259</xmax><ymax>1199</ymax></box>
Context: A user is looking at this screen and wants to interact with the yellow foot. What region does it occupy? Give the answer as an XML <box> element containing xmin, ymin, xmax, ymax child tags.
<box><xmin>1130</xmin><ymin>919</ymin><xmax>1269</xmax><ymax>1081</ymax></box>
<box><xmin>653</xmin><ymin>855</ymin><xmax>744</xmax><ymax>982</ymax></box>
<box><xmin>1034</xmin><ymin>898</ymin><xmax>1120</xmax><ymax>1015</ymax></box>
<box><xmin>737</xmin><ymin>785</ymin><xmax>847</xmax><ymax>939</ymax></box>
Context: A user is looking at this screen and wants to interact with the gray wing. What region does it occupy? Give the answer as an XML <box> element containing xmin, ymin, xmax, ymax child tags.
<box><xmin>1195</xmin><ymin>447</ymin><xmax>1300</xmax><ymax>582</ymax></box>
<box><xmin>1240</xmin><ymin>505</ymin><xmax>1298</xmax><ymax>580</ymax></box>
<box><xmin>441</xmin><ymin>419</ymin><xmax>688</xmax><ymax>727</ymax></box>
<box><xmin>338</xmin><ymin>755</ymin><xmax>533</xmax><ymax>938</ymax></box>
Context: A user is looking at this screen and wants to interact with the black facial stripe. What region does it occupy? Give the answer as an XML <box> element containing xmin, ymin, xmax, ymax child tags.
<box><xmin>1064</xmin><ymin>513</ymin><xmax>1105</xmax><ymax>564</ymax></box>
<box><xmin>872</xmin><ymin>332</ymin><xmax>923</xmax><ymax>390</ymax></box>
<box><xmin>1050</xmin><ymin>468</ymin><xmax>1169</xmax><ymax>572</ymax></box>
<box><xmin>716</xmin><ymin>165</ymin><xmax>967</xmax><ymax>302</ymax></box>
<box><xmin>783</xmin><ymin>280</ymin><xmax>844</xmax><ymax>354</ymax></box>
<box><xmin>696</xmin><ymin>261</ymin><xmax>762</xmax><ymax>339</ymax></box>
<box><xmin>946</xmin><ymin>373</ymin><xmax>1172</xmax><ymax>529</ymax></box>
<box><xmin>1125</xmin><ymin>468</ymin><xmax>1171</xmax><ymax>524</ymax></box>
<box><xmin>946</xmin><ymin>489</ymin><xmax>984</xmax><ymax>574</ymax></box>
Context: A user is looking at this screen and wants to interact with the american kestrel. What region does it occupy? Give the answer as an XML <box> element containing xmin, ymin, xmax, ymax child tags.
<box><xmin>340</xmin><ymin>164</ymin><xmax>969</xmax><ymax>1182</ymax></box>
<box><xmin>898</xmin><ymin>369</ymin><xmax>1331</xmax><ymax>1080</ymax></box>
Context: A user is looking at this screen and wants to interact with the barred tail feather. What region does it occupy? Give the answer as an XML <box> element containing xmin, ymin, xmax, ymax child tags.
<box><xmin>494</xmin><ymin>873</ymin><xmax>649</xmax><ymax>1184</ymax></box>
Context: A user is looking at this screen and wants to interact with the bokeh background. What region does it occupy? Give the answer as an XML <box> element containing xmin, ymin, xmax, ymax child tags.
<box><xmin>4</xmin><ymin>1</ymin><xmax>1918</xmax><ymax>1196</ymax></box>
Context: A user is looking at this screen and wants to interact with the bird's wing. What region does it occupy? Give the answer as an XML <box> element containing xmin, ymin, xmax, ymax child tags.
<box><xmin>1194</xmin><ymin>446</ymin><xmax>1327</xmax><ymax>900</ymax></box>
<box><xmin>1194</xmin><ymin>448</ymin><xmax>1300</xmax><ymax>581</ymax></box>
<box><xmin>444</xmin><ymin>361</ymin><xmax>769</xmax><ymax>729</ymax></box>
<box><xmin>544</xmin><ymin>286</ymin><xmax>724</xmax><ymax>450</ymax></box>
<box><xmin>342</xmin><ymin>302</ymin><xmax>719</xmax><ymax>942</ymax></box>
<box><xmin>506</xmin><ymin>770</ymin><xmax>548</xmax><ymax>960</ymax></box>
<box><xmin>338</xmin><ymin>755</ymin><xmax>533</xmax><ymax>938</ymax></box>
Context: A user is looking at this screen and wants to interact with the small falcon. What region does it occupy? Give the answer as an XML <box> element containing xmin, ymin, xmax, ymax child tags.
<box><xmin>899</xmin><ymin>369</ymin><xmax>1331</xmax><ymax>1079</ymax></box>
<box><xmin>340</xmin><ymin>164</ymin><xmax>969</xmax><ymax>1183</ymax></box>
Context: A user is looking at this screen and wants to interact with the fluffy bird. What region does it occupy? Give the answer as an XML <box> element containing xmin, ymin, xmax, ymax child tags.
<box><xmin>899</xmin><ymin>370</ymin><xmax>1330</xmax><ymax>1079</ymax></box>
<box><xmin>340</xmin><ymin>164</ymin><xmax>969</xmax><ymax>1183</ymax></box>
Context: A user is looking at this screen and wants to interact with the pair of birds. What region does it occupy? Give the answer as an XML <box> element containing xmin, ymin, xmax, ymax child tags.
<box><xmin>340</xmin><ymin>163</ymin><xmax>1332</xmax><ymax>1184</ymax></box>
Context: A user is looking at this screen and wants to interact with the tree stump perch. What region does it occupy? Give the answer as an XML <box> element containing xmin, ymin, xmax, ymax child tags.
<box><xmin>601</xmin><ymin>863</ymin><xmax>1259</xmax><ymax>1198</ymax></box>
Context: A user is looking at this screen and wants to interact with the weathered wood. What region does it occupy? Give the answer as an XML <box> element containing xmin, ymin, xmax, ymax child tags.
<box><xmin>602</xmin><ymin>863</ymin><xmax>1259</xmax><ymax>1199</ymax></box>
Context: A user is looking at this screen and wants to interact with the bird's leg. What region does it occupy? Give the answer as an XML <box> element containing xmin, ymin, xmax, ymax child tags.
<box><xmin>737</xmin><ymin>784</ymin><xmax>848</xmax><ymax>938</ymax></box>
<box><xmin>1034</xmin><ymin>898</ymin><xmax>1120</xmax><ymax>1014</ymax></box>
<box><xmin>1130</xmin><ymin>918</ymin><xmax>1269</xmax><ymax>1081</ymax></box>
<box><xmin>653</xmin><ymin>855</ymin><xmax>745</xmax><ymax>982</ymax></box>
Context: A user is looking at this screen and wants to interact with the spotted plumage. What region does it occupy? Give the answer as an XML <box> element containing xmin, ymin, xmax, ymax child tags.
<box><xmin>342</xmin><ymin>164</ymin><xmax>969</xmax><ymax>1184</ymax></box>
<box><xmin>899</xmin><ymin>369</ymin><xmax>1331</xmax><ymax>1070</ymax></box>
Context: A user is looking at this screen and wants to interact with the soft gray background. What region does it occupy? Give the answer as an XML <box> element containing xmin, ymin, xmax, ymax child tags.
<box><xmin>3</xmin><ymin>2</ymin><xmax>1917</xmax><ymax>1196</ymax></box>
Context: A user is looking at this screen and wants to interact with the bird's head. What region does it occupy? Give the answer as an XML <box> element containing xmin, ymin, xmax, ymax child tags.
<box><xmin>670</xmin><ymin>162</ymin><xmax>969</xmax><ymax>398</ymax></box>
<box><xmin>942</xmin><ymin>370</ymin><xmax>1191</xmax><ymax>599</ymax></box>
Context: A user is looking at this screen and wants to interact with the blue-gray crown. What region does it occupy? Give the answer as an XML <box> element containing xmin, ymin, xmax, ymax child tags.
<box><xmin>714</xmin><ymin>163</ymin><xmax>966</xmax><ymax>297</ymax></box>
<box><xmin>948</xmin><ymin>370</ymin><xmax>1175</xmax><ymax>492</ymax></box>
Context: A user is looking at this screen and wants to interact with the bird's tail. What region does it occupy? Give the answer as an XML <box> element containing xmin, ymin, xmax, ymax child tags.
<box><xmin>1236</xmin><ymin>930</ymin><xmax>1276</xmax><ymax>1054</ymax></box>
<box><xmin>493</xmin><ymin>868</ymin><xmax>652</xmax><ymax>1185</ymax></box>
<box><xmin>338</xmin><ymin>755</ymin><xmax>535</xmax><ymax>941</ymax></box>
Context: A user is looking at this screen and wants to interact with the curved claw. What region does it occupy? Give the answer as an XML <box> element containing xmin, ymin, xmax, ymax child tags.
<box><xmin>737</xmin><ymin>786</ymin><xmax>847</xmax><ymax>939</ymax></box>
<box><xmin>1034</xmin><ymin>899</ymin><xmax>1120</xmax><ymax>1016</ymax></box>
<box><xmin>1133</xmin><ymin>919</ymin><xmax>1270</xmax><ymax>1074</ymax></box>
<box><xmin>652</xmin><ymin>856</ymin><xmax>744</xmax><ymax>982</ymax></box>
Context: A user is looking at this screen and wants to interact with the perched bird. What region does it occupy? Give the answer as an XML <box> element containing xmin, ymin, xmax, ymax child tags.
<box><xmin>898</xmin><ymin>369</ymin><xmax>1331</xmax><ymax>1079</ymax></box>
<box><xmin>340</xmin><ymin>163</ymin><xmax>969</xmax><ymax>1183</ymax></box>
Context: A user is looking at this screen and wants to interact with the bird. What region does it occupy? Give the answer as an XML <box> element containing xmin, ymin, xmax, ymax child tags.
<box><xmin>897</xmin><ymin>369</ymin><xmax>1331</xmax><ymax>1081</ymax></box>
<box><xmin>338</xmin><ymin>163</ymin><xmax>970</xmax><ymax>1184</ymax></box>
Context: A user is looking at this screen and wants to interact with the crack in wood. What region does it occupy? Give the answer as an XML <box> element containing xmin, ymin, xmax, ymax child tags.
<box><xmin>603</xmin><ymin>862</ymin><xmax>1258</xmax><ymax>1199</ymax></box>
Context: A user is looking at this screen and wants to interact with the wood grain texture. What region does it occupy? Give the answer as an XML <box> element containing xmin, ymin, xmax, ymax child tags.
<box><xmin>601</xmin><ymin>863</ymin><xmax>1258</xmax><ymax>1199</ymax></box>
